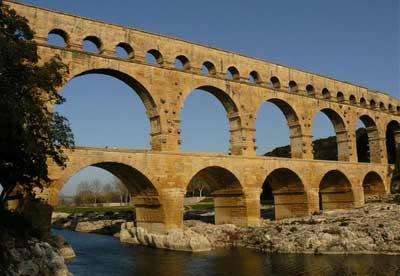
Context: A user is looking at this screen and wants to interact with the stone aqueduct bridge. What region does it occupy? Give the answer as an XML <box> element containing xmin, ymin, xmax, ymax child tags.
<box><xmin>7</xmin><ymin>1</ymin><xmax>400</xmax><ymax>232</ymax></box>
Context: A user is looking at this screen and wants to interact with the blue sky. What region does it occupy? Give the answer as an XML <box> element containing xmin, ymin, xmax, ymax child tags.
<box><xmin>16</xmin><ymin>0</ymin><xmax>399</xmax><ymax>195</ymax></box>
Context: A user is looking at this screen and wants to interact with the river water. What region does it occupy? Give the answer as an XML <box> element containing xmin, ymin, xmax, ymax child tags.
<box><xmin>53</xmin><ymin>229</ymin><xmax>400</xmax><ymax>276</ymax></box>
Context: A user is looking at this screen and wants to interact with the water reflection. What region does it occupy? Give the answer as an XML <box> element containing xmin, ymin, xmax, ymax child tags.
<box><xmin>54</xmin><ymin>229</ymin><xmax>400</xmax><ymax>276</ymax></box>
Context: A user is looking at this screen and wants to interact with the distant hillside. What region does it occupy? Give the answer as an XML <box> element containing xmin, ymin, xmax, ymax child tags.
<box><xmin>265</xmin><ymin>128</ymin><xmax>369</xmax><ymax>162</ymax></box>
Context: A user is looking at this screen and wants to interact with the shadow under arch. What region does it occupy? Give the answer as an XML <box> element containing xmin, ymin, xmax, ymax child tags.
<box><xmin>66</xmin><ymin>68</ymin><xmax>162</xmax><ymax>150</ymax></box>
<box><xmin>362</xmin><ymin>171</ymin><xmax>386</xmax><ymax>198</ymax></box>
<box><xmin>261</xmin><ymin>168</ymin><xmax>308</xmax><ymax>219</ymax></box>
<box><xmin>257</xmin><ymin>98</ymin><xmax>303</xmax><ymax>158</ymax></box>
<box><xmin>186</xmin><ymin>166</ymin><xmax>246</xmax><ymax>225</ymax></box>
<box><xmin>180</xmin><ymin>85</ymin><xmax>243</xmax><ymax>155</ymax></box>
<box><xmin>312</xmin><ymin>108</ymin><xmax>350</xmax><ymax>161</ymax></box>
<box><xmin>357</xmin><ymin>114</ymin><xmax>381</xmax><ymax>163</ymax></box>
<box><xmin>319</xmin><ymin>170</ymin><xmax>354</xmax><ymax>211</ymax></box>
<box><xmin>386</xmin><ymin>120</ymin><xmax>400</xmax><ymax>164</ymax></box>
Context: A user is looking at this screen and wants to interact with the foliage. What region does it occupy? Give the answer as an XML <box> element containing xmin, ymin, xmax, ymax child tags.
<box><xmin>0</xmin><ymin>3</ymin><xmax>74</xmax><ymax>207</ymax></box>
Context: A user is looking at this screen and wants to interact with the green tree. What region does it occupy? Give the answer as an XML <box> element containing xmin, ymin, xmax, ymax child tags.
<box><xmin>0</xmin><ymin>3</ymin><xmax>74</xmax><ymax>209</ymax></box>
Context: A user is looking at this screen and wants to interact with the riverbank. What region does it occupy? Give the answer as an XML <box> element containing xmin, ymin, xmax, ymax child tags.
<box><xmin>52</xmin><ymin>197</ymin><xmax>400</xmax><ymax>255</ymax></box>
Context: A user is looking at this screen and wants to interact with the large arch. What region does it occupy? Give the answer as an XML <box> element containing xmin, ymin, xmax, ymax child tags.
<box><xmin>257</xmin><ymin>98</ymin><xmax>303</xmax><ymax>158</ymax></box>
<box><xmin>362</xmin><ymin>171</ymin><xmax>386</xmax><ymax>198</ymax></box>
<box><xmin>312</xmin><ymin>108</ymin><xmax>350</xmax><ymax>161</ymax></box>
<box><xmin>261</xmin><ymin>168</ymin><xmax>308</xmax><ymax>219</ymax></box>
<box><xmin>357</xmin><ymin>115</ymin><xmax>381</xmax><ymax>163</ymax></box>
<box><xmin>186</xmin><ymin>166</ymin><xmax>246</xmax><ymax>226</ymax></box>
<box><xmin>180</xmin><ymin>85</ymin><xmax>242</xmax><ymax>154</ymax></box>
<box><xmin>319</xmin><ymin>170</ymin><xmax>354</xmax><ymax>211</ymax></box>
<box><xmin>64</xmin><ymin>68</ymin><xmax>162</xmax><ymax>151</ymax></box>
<box><xmin>386</xmin><ymin>120</ymin><xmax>400</xmax><ymax>164</ymax></box>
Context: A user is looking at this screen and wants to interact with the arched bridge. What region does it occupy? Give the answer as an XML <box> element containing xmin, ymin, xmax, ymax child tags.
<box><xmin>6</xmin><ymin>1</ymin><xmax>400</xmax><ymax>232</ymax></box>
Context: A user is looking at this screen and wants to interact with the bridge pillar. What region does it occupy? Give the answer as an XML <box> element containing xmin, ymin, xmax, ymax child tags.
<box><xmin>319</xmin><ymin>186</ymin><xmax>355</xmax><ymax>210</ymax></box>
<box><xmin>212</xmin><ymin>188</ymin><xmax>259</xmax><ymax>227</ymax></box>
<box><xmin>159</xmin><ymin>188</ymin><xmax>185</xmax><ymax>231</ymax></box>
<box><xmin>273</xmin><ymin>190</ymin><xmax>309</xmax><ymax>219</ymax></box>
<box><xmin>352</xmin><ymin>186</ymin><xmax>365</xmax><ymax>208</ymax></box>
<box><xmin>306</xmin><ymin>188</ymin><xmax>320</xmax><ymax>214</ymax></box>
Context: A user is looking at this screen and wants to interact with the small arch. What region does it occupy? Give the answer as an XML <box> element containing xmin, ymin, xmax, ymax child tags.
<box><xmin>201</xmin><ymin>61</ymin><xmax>217</xmax><ymax>76</ymax></box>
<box><xmin>319</xmin><ymin>170</ymin><xmax>354</xmax><ymax>211</ymax></box>
<box><xmin>261</xmin><ymin>168</ymin><xmax>307</xmax><ymax>219</ymax></box>
<box><xmin>226</xmin><ymin>66</ymin><xmax>240</xmax><ymax>80</ymax></box>
<box><xmin>187</xmin><ymin>166</ymin><xmax>244</xmax><ymax>225</ymax></box>
<box><xmin>269</xmin><ymin>76</ymin><xmax>281</xmax><ymax>89</ymax></box>
<box><xmin>322</xmin><ymin>88</ymin><xmax>331</xmax><ymax>99</ymax></box>
<box><xmin>175</xmin><ymin>55</ymin><xmax>190</xmax><ymax>70</ymax></box>
<box><xmin>115</xmin><ymin>42</ymin><xmax>134</xmax><ymax>59</ymax></box>
<box><xmin>349</xmin><ymin>95</ymin><xmax>357</xmax><ymax>104</ymax></box>
<box><xmin>248</xmin><ymin>71</ymin><xmax>261</xmax><ymax>84</ymax></box>
<box><xmin>288</xmin><ymin>81</ymin><xmax>298</xmax><ymax>92</ymax></box>
<box><xmin>379</xmin><ymin>102</ymin><xmax>386</xmax><ymax>111</ymax></box>
<box><xmin>388</xmin><ymin>104</ymin><xmax>394</xmax><ymax>113</ymax></box>
<box><xmin>386</xmin><ymin>120</ymin><xmax>400</xmax><ymax>164</ymax></box>
<box><xmin>48</xmin><ymin>29</ymin><xmax>69</xmax><ymax>47</ymax></box>
<box><xmin>337</xmin><ymin>92</ymin><xmax>345</xmax><ymax>102</ymax></box>
<box><xmin>146</xmin><ymin>49</ymin><xmax>163</xmax><ymax>65</ymax></box>
<box><xmin>83</xmin><ymin>36</ymin><xmax>102</xmax><ymax>53</ymax></box>
<box><xmin>362</xmin><ymin>171</ymin><xmax>386</xmax><ymax>198</ymax></box>
<box><xmin>370</xmin><ymin>99</ymin><xmax>376</xmax><ymax>109</ymax></box>
<box><xmin>306</xmin><ymin>84</ymin><xmax>315</xmax><ymax>96</ymax></box>
<box><xmin>397</xmin><ymin>106</ymin><xmax>400</xmax><ymax>114</ymax></box>
<box><xmin>360</xmin><ymin>97</ymin><xmax>367</xmax><ymax>107</ymax></box>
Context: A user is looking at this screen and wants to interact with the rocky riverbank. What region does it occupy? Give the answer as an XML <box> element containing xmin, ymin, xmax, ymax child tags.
<box><xmin>0</xmin><ymin>225</ymin><xmax>73</xmax><ymax>276</ymax></box>
<box><xmin>53</xmin><ymin>197</ymin><xmax>400</xmax><ymax>255</ymax></box>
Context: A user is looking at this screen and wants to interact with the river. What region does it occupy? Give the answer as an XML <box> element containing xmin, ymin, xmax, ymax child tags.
<box><xmin>53</xmin><ymin>229</ymin><xmax>400</xmax><ymax>276</ymax></box>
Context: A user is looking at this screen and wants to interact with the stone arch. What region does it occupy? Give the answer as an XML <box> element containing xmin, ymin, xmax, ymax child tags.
<box><xmin>288</xmin><ymin>81</ymin><xmax>298</xmax><ymax>92</ymax></box>
<box><xmin>306</xmin><ymin>84</ymin><xmax>315</xmax><ymax>96</ymax></box>
<box><xmin>115</xmin><ymin>42</ymin><xmax>134</xmax><ymax>59</ymax></box>
<box><xmin>322</xmin><ymin>88</ymin><xmax>331</xmax><ymax>99</ymax></box>
<box><xmin>83</xmin><ymin>36</ymin><xmax>103</xmax><ymax>53</ymax></box>
<box><xmin>370</xmin><ymin>99</ymin><xmax>376</xmax><ymax>109</ymax></box>
<box><xmin>312</xmin><ymin>108</ymin><xmax>350</xmax><ymax>161</ymax></box>
<box><xmin>187</xmin><ymin>166</ymin><xmax>246</xmax><ymax>225</ymax></box>
<box><xmin>66</xmin><ymin>68</ymin><xmax>162</xmax><ymax>151</ymax></box>
<box><xmin>256</xmin><ymin>98</ymin><xmax>303</xmax><ymax>158</ymax></box>
<box><xmin>349</xmin><ymin>95</ymin><xmax>357</xmax><ymax>104</ymax></box>
<box><xmin>146</xmin><ymin>49</ymin><xmax>163</xmax><ymax>65</ymax></box>
<box><xmin>248</xmin><ymin>71</ymin><xmax>261</xmax><ymax>84</ymax></box>
<box><xmin>362</xmin><ymin>171</ymin><xmax>386</xmax><ymax>197</ymax></box>
<box><xmin>201</xmin><ymin>61</ymin><xmax>217</xmax><ymax>76</ymax></box>
<box><xmin>360</xmin><ymin>97</ymin><xmax>367</xmax><ymax>107</ymax></box>
<box><xmin>180</xmin><ymin>85</ymin><xmax>242</xmax><ymax>154</ymax></box>
<box><xmin>358</xmin><ymin>115</ymin><xmax>381</xmax><ymax>163</ymax></box>
<box><xmin>261</xmin><ymin>168</ymin><xmax>308</xmax><ymax>219</ymax></box>
<box><xmin>319</xmin><ymin>170</ymin><xmax>354</xmax><ymax>210</ymax></box>
<box><xmin>48</xmin><ymin>28</ymin><xmax>69</xmax><ymax>47</ymax></box>
<box><xmin>226</xmin><ymin>66</ymin><xmax>240</xmax><ymax>80</ymax></box>
<box><xmin>337</xmin><ymin>92</ymin><xmax>345</xmax><ymax>102</ymax></box>
<box><xmin>379</xmin><ymin>102</ymin><xmax>386</xmax><ymax>111</ymax></box>
<box><xmin>175</xmin><ymin>55</ymin><xmax>190</xmax><ymax>70</ymax></box>
<box><xmin>386</xmin><ymin>120</ymin><xmax>400</xmax><ymax>164</ymax></box>
<box><xmin>270</xmin><ymin>76</ymin><xmax>281</xmax><ymax>89</ymax></box>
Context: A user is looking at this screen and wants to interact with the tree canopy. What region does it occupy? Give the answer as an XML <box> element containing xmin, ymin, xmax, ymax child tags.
<box><xmin>0</xmin><ymin>3</ymin><xmax>74</xmax><ymax>207</ymax></box>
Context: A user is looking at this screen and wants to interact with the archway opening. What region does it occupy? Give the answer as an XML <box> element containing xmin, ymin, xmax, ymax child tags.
<box><xmin>362</xmin><ymin>172</ymin><xmax>385</xmax><ymax>199</ymax></box>
<box><xmin>257</xmin><ymin>99</ymin><xmax>302</xmax><ymax>158</ymax></box>
<box><xmin>386</xmin><ymin>120</ymin><xmax>400</xmax><ymax>164</ymax></box>
<box><xmin>48</xmin><ymin>29</ymin><xmax>68</xmax><ymax>47</ymax></box>
<box><xmin>312</xmin><ymin>109</ymin><xmax>349</xmax><ymax>161</ymax></box>
<box><xmin>175</xmin><ymin>55</ymin><xmax>190</xmax><ymax>70</ymax></box>
<box><xmin>201</xmin><ymin>61</ymin><xmax>216</xmax><ymax>76</ymax></box>
<box><xmin>181</xmin><ymin>86</ymin><xmax>240</xmax><ymax>154</ymax></box>
<box><xmin>261</xmin><ymin>168</ymin><xmax>307</xmax><ymax>220</ymax></box>
<box><xmin>306</xmin><ymin>84</ymin><xmax>315</xmax><ymax>96</ymax></box>
<box><xmin>58</xmin><ymin>163</ymin><xmax>158</xmax><ymax>229</ymax></box>
<box><xmin>248</xmin><ymin>71</ymin><xmax>260</xmax><ymax>84</ymax></box>
<box><xmin>269</xmin><ymin>76</ymin><xmax>281</xmax><ymax>89</ymax></box>
<box><xmin>322</xmin><ymin>88</ymin><xmax>331</xmax><ymax>99</ymax></box>
<box><xmin>349</xmin><ymin>95</ymin><xmax>357</xmax><ymax>104</ymax></box>
<box><xmin>357</xmin><ymin>115</ymin><xmax>381</xmax><ymax>163</ymax></box>
<box><xmin>288</xmin><ymin>81</ymin><xmax>298</xmax><ymax>93</ymax></box>
<box><xmin>115</xmin><ymin>43</ymin><xmax>134</xmax><ymax>59</ymax></box>
<box><xmin>146</xmin><ymin>49</ymin><xmax>163</xmax><ymax>65</ymax></box>
<box><xmin>337</xmin><ymin>92</ymin><xmax>345</xmax><ymax>102</ymax></box>
<box><xmin>319</xmin><ymin>170</ymin><xmax>354</xmax><ymax>211</ymax></box>
<box><xmin>226</xmin><ymin>66</ymin><xmax>240</xmax><ymax>80</ymax></box>
<box><xmin>83</xmin><ymin>36</ymin><xmax>102</xmax><ymax>53</ymax></box>
<box><xmin>186</xmin><ymin>166</ymin><xmax>244</xmax><ymax>225</ymax></box>
<box><xmin>55</xmin><ymin>69</ymin><xmax>156</xmax><ymax>150</ymax></box>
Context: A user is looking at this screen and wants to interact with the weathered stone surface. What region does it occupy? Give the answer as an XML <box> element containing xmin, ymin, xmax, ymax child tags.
<box><xmin>48</xmin><ymin>235</ymin><xmax>76</xmax><ymax>260</ymax></box>
<box><xmin>120</xmin><ymin>222</ymin><xmax>212</xmax><ymax>252</ymax></box>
